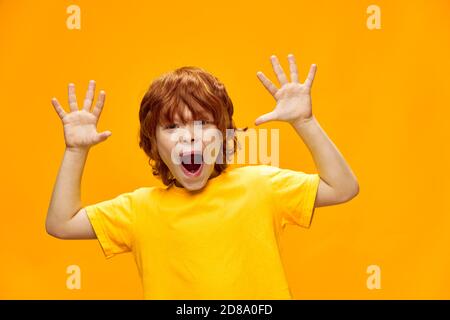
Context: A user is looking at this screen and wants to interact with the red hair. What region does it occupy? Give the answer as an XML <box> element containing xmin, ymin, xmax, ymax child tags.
<box><xmin>139</xmin><ymin>66</ymin><xmax>244</xmax><ymax>185</ymax></box>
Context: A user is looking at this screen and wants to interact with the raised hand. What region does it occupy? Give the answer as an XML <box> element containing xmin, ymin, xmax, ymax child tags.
<box><xmin>255</xmin><ymin>54</ymin><xmax>317</xmax><ymax>126</ymax></box>
<box><xmin>51</xmin><ymin>80</ymin><xmax>111</xmax><ymax>150</ymax></box>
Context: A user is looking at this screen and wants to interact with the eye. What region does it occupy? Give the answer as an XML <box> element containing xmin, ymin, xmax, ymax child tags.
<box><xmin>200</xmin><ymin>120</ymin><xmax>213</xmax><ymax>126</ymax></box>
<box><xmin>164</xmin><ymin>123</ymin><xmax>179</xmax><ymax>129</ymax></box>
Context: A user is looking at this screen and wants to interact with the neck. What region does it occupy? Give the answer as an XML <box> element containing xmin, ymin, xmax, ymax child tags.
<box><xmin>173</xmin><ymin>168</ymin><xmax>220</xmax><ymax>188</ymax></box>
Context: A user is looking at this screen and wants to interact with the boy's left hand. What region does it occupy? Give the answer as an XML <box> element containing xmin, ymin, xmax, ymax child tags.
<box><xmin>255</xmin><ymin>54</ymin><xmax>316</xmax><ymax>126</ymax></box>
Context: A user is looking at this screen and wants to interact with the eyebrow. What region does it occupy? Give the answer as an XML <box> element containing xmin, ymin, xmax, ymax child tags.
<box><xmin>162</xmin><ymin>114</ymin><xmax>214</xmax><ymax>123</ymax></box>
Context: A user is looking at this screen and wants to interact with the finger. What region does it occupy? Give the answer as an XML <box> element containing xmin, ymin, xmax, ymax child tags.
<box><xmin>287</xmin><ymin>54</ymin><xmax>299</xmax><ymax>83</ymax></box>
<box><xmin>270</xmin><ymin>55</ymin><xmax>289</xmax><ymax>86</ymax></box>
<box><xmin>51</xmin><ymin>97</ymin><xmax>66</xmax><ymax>119</ymax></box>
<box><xmin>92</xmin><ymin>90</ymin><xmax>106</xmax><ymax>118</ymax></box>
<box><xmin>254</xmin><ymin>111</ymin><xmax>278</xmax><ymax>126</ymax></box>
<box><xmin>83</xmin><ymin>80</ymin><xmax>96</xmax><ymax>111</ymax></box>
<box><xmin>256</xmin><ymin>71</ymin><xmax>278</xmax><ymax>96</ymax></box>
<box><xmin>304</xmin><ymin>64</ymin><xmax>317</xmax><ymax>88</ymax></box>
<box><xmin>94</xmin><ymin>130</ymin><xmax>112</xmax><ymax>144</ymax></box>
<box><xmin>68</xmin><ymin>83</ymin><xmax>78</xmax><ymax>112</ymax></box>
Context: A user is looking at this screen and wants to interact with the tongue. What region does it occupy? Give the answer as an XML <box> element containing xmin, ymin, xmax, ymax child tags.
<box><xmin>181</xmin><ymin>154</ymin><xmax>202</xmax><ymax>173</ymax></box>
<box><xmin>182</xmin><ymin>162</ymin><xmax>201</xmax><ymax>173</ymax></box>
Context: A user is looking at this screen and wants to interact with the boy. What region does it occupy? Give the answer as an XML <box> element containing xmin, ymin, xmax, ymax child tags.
<box><xmin>46</xmin><ymin>54</ymin><xmax>359</xmax><ymax>299</ymax></box>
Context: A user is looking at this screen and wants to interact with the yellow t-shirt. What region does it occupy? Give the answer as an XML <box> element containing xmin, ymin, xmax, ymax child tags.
<box><xmin>84</xmin><ymin>165</ymin><xmax>320</xmax><ymax>299</ymax></box>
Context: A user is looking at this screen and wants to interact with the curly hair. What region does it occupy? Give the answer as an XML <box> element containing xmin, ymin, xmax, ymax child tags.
<box><xmin>139</xmin><ymin>66</ymin><xmax>244</xmax><ymax>186</ymax></box>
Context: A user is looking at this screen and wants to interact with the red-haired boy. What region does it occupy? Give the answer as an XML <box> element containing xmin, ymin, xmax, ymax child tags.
<box><xmin>47</xmin><ymin>54</ymin><xmax>359</xmax><ymax>299</ymax></box>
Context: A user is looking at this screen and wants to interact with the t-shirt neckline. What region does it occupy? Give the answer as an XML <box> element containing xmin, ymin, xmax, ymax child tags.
<box><xmin>167</xmin><ymin>168</ymin><xmax>228</xmax><ymax>195</ymax></box>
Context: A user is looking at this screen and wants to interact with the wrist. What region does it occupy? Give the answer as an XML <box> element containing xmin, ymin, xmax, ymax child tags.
<box><xmin>65</xmin><ymin>146</ymin><xmax>90</xmax><ymax>155</ymax></box>
<box><xmin>291</xmin><ymin>115</ymin><xmax>316</xmax><ymax>129</ymax></box>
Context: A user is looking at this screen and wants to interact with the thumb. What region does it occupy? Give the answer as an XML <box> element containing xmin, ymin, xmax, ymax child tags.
<box><xmin>254</xmin><ymin>111</ymin><xmax>277</xmax><ymax>126</ymax></box>
<box><xmin>95</xmin><ymin>130</ymin><xmax>112</xmax><ymax>143</ymax></box>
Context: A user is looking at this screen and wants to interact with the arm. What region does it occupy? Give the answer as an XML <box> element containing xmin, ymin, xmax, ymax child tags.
<box><xmin>291</xmin><ymin>115</ymin><xmax>359</xmax><ymax>206</ymax></box>
<box><xmin>46</xmin><ymin>80</ymin><xmax>112</xmax><ymax>239</ymax></box>
<box><xmin>255</xmin><ymin>54</ymin><xmax>359</xmax><ymax>207</ymax></box>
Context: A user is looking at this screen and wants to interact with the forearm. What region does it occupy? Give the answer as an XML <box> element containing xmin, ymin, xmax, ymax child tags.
<box><xmin>292</xmin><ymin>115</ymin><xmax>359</xmax><ymax>196</ymax></box>
<box><xmin>46</xmin><ymin>147</ymin><xmax>89</xmax><ymax>229</ymax></box>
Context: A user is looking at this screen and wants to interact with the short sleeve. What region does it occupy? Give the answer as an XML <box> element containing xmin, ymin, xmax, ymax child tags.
<box><xmin>84</xmin><ymin>191</ymin><xmax>136</xmax><ymax>259</ymax></box>
<box><xmin>260</xmin><ymin>165</ymin><xmax>321</xmax><ymax>229</ymax></box>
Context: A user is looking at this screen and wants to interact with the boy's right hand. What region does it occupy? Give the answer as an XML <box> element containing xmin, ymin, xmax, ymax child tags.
<box><xmin>51</xmin><ymin>80</ymin><xmax>111</xmax><ymax>150</ymax></box>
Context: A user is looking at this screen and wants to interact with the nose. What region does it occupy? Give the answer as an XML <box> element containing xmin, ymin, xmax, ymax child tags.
<box><xmin>182</xmin><ymin>136</ymin><xmax>196</xmax><ymax>143</ymax></box>
<box><xmin>179</xmin><ymin>123</ymin><xmax>201</xmax><ymax>144</ymax></box>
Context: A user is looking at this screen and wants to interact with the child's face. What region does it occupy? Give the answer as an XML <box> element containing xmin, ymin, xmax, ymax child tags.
<box><xmin>156</xmin><ymin>106</ymin><xmax>220</xmax><ymax>191</ymax></box>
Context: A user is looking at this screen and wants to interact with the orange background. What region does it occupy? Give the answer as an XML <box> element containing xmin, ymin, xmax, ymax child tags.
<box><xmin>1</xmin><ymin>0</ymin><xmax>449</xmax><ymax>299</ymax></box>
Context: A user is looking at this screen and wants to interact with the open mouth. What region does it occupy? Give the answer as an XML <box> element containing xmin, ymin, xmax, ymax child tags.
<box><xmin>180</xmin><ymin>152</ymin><xmax>204</xmax><ymax>177</ymax></box>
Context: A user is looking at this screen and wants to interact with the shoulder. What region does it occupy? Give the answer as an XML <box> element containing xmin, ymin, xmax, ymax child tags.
<box><xmin>230</xmin><ymin>165</ymin><xmax>283</xmax><ymax>175</ymax></box>
<box><xmin>106</xmin><ymin>186</ymin><xmax>163</xmax><ymax>209</ymax></box>
<box><xmin>225</xmin><ymin>165</ymin><xmax>282</xmax><ymax>181</ymax></box>
<box><xmin>116</xmin><ymin>186</ymin><xmax>164</xmax><ymax>214</ymax></box>
<box><xmin>228</xmin><ymin>165</ymin><xmax>315</xmax><ymax>185</ymax></box>
<box><xmin>130</xmin><ymin>186</ymin><xmax>164</xmax><ymax>200</ymax></box>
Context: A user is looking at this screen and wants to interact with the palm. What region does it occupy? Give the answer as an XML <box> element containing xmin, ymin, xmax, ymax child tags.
<box><xmin>51</xmin><ymin>80</ymin><xmax>111</xmax><ymax>149</ymax></box>
<box><xmin>272</xmin><ymin>82</ymin><xmax>312</xmax><ymax>122</ymax></box>
<box><xmin>255</xmin><ymin>54</ymin><xmax>316</xmax><ymax>126</ymax></box>
<box><xmin>63</xmin><ymin>111</ymin><xmax>101</xmax><ymax>148</ymax></box>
